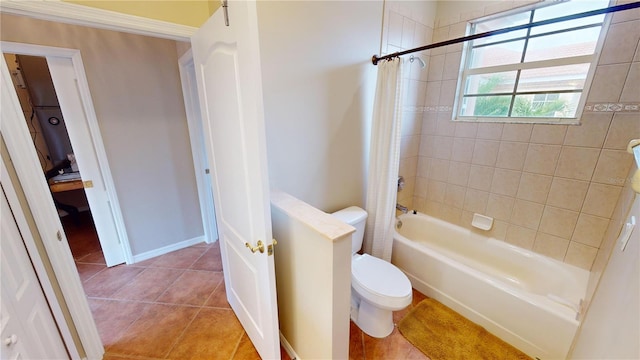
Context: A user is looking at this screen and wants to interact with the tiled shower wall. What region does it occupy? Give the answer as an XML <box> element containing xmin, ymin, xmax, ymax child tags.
<box><xmin>383</xmin><ymin>2</ymin><xmax>435</xmax><ymax>213</ymax></box>
<box><xmin>388</xmin><ymin>0</ymin><xmax>639</xmax><ymax>270</ymax></box>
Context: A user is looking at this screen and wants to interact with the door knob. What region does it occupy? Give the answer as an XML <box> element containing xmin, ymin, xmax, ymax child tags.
<box><xmin>245</xmin><ymin>240</ymin><xmax>264</xmax><ymax>254</ymax></box>
<box><xmin>4</xmin><ymin>334</ymin><xmax>17</xmax><ymax>346</ymax></box>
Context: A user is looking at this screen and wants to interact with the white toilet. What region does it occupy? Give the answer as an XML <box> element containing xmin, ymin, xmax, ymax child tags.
<box><xmin>332</xmin><ymin>206</ymin><xmax>412</xmax><ymax>338</ymax></box>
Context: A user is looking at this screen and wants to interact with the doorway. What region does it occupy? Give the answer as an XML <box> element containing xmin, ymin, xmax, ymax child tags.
<box><xmin>3</xmin><ymin>52</ymin><xmax>106</xmax><ymax>268</ymax></box>
<box><xmin>1</xmin><ymin>46</ymin><xmax>130</xmax><ymax>267</ymax></box>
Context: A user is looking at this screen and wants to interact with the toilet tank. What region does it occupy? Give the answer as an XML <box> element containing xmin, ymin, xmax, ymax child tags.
<box><xmin>331</xmin><ymin>206</ymin><xmax>368</xmax><ymax>254</ymax></box>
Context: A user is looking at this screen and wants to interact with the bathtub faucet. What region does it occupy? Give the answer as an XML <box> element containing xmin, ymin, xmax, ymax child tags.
<box><xmin>396</xmin><ymin>203</ymin><xmax>408</xmax><ymax>214</ymax></box>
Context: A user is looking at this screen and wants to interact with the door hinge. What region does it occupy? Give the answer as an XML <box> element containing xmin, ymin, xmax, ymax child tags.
<box><xmin>222</xmin><ymin>0</ymin><xmax>230</xmax><ymax>26</ymax></box>
<box><xmin>205</xmin><ymin>168</ymin><xmax>210</xmax><ymax>174</ymax></box>
<box><xmin>268</xmin><ymin>239</ymin><xmax>277</xmax><ymax>256</ymax></box>
<box><xmin>56</xmin><ymin>230</ymin><xmax>63</xmax><ymax>241</ymax></box>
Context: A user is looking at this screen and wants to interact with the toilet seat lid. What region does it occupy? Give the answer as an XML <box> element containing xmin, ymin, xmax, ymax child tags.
<box><xmin>352</xmin><ymin>254</ymin><xmax>411</xmax><ymax>298</ymax></box>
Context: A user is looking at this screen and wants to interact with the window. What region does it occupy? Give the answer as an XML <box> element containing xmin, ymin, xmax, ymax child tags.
<box><xmin>454</xmin><ymin>0</ymin><xmax>610</xmax><ymax>124</ymax></box>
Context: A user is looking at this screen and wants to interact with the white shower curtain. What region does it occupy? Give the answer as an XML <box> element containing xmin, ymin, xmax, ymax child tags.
<box><xmin>363</xmin><ymin>57</ymin><xmax>403</xmax><ymax>261</ymax></box>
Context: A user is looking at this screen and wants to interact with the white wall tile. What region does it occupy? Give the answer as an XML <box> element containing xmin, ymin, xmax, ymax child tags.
<box><xmin>539</xmin><ymin>206</ymin><xmax>579</xmax><ymax>239</ymax></box>
<box><xmin>439</xmin><ymin>79</ymin><xmax>458</xmax><ymax>106</ymax></box>
<box><xmin>598</xmin><ymin>20</ymin><xmax>640</xmax><ymax>65</ymax></box>
<box><xmin>604</xmin><ymin>113</ymin><xmax>640</xmax><ymax>150</ymax></box>
<box><xmin>429</xmin><ymin>159</ymin><xmax>450</xmax><ymax>182</ymax></box>
<box><xmin>517</xmin><ymin>173</ymin><xmax>552</xmax><ymax>204</ymax></box>
<box><xmin>496</xmin><ymin>141</ymin><xmax>528</xmax><ymax>170</ymax></box>
<box><xmin>511</xmin><ymin>199</ymin><xmax>545</xmax><ymax>230</ymax></box>
<box><xmin>424</xmin><ymin>81</ymin><xmax>442</xmax><ymax>106</ymax></box>
<box><xmin>444</xmin><ymin>183</ymin><xmax>466</xmax><ymax>208</ymax></box>
<box><xmin>443</xmin><ymin>51</ymin><xmax>462</xmax><ymax>80</ymax></box>
<box><xmin>454</xmin><ymin>122</ymin><xmax>478</xmax><ymax>139</ymax></box>
<box><xmin>582</xmin><ymin>183</ymin><xmax>623</xmax><ymax>218</ymax></box>
<box><xmin>572</xmin><ymin>214</ymin><xmax>610</xmax><ymax>248</ymax></box>
<box><xmin>427</xmin><ymin>54</ymin><xmax>445</xmax><ymax>81</ymax></box>
<box><xmin>564</xmin><ymin>241</ymin><xmax>597</xmax><ymax>270</ymax></box>
<box><xmin>472</xmin><ymin>140</ymin><xmax>500</xmax><ymax>166</ymax></box>
<box><xmin>564</xmin><ymin>112</ymin><xmax>613</xmax><ymax>148</ymax></box>
<box><xmin>436</xmin><ymin>112</ymin><xmax>456</xmax><ymax>136</ymax></box>
<box><xmin>464</xmin><ymin>188</ymin><xmax>489</xmax><ymax>213</ymax></box>
<box><xmin>534</xmin><ymin>232</ymin><xmax>570</xmax><ymax>261</ymax></box>
<box><xmin>402</xmin><ymin>17</ymin><xmax>416</xmax><ymax>49</ymax></box>
<box><xmin>592</xmin><ymin>149</ymin><xmax>634</xmax><ymax>186</ymax></box>
<box><xmin>491</xmin><ymin>168</ymin><xmax>522</xmax><ymax>197</ymax></box>
<box><xmin>476</xmin><ymin>123</ymin><xmax>504</xmax><ymax>140</ymax></box>
<box><xmin>620</xmin><ymin>61</ymin><xmax>640</xmax><ymax>102</ymax></box>
<box><xmin>502</xmin><ymin>123</ymin><xmax>533</xmax><ymax>142</ymax></box>
<box><xmin>531</xmin><ymin>124</ymin><xmax>567</xmax><ymax>145</ymax></box>
<box><xmin>451</xmin><ymin>138</ymin><xmax>476</xmax><ymax>163</ymax></box>
<box><xmin>433</xmin><ymin>136</ymin><xmax>454</xmax><ymax>160</ymax></box>
<box><xmin>587</xmin><ymin>63</ymin><xmax>631</xmax><ymax>103</ymax></box>
<box><xmin>427</xmin><ymin>180</ymin><xmax>447</xmax><ymax>202</ymax></box>
<box><xmin>486</xmin><ymin>193</ymin><xmax>515</xmax><ymax>221</ymax></box>
<box><xmin>505</xmin><ymin>225</ymin><xmax>537</xmax><ymax>249</ymax></box>
<box><xmin>448</xmin><ymin>161</ymin><xmax>471</xmax><ymax>186</ymax></box>
<box><xmin>555</xmin><ymin>146</ymin><xmax>600</xmax><ymax>181</ymax></box>
<box><xmin>468</xmin><ymin>165</ymin><xmax>494</xmax><ymax>191</ymax></box>
<box><xmin>547</xmin><ymin>177</ymin><xmax>589</xmax><ymax>212</ymax></box>
<box><xmin>523</xmin><ymin>144</ymin><xmax>561</xmax><ymax>175</ymax></box>
<box><xmin>387</xmin><ymin>11</ymin><xmax>404</xmax><ymax>48</ymax></box>
<box><xmin>422</xmin><ymin>112</ymin><xmax>438</xmax><ymax>135</ymax></box>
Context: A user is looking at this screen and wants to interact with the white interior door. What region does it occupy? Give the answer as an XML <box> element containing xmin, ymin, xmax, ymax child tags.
<box><xmin>1</xmin><ymin>185</ymin><xmax>69</xmax><ymax>360</ymax></box>
<box><xmin>191</xmin><ymin>1</ymin><xmax>280</xmax><ymax>358</ymax></box>
<box><xmin>46</xmin><ymin>56</ymin><xmax>125</xmax><ymax>266</ymax></box>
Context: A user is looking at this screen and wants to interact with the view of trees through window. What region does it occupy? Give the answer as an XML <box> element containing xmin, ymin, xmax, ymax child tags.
<box><xmin>455</xmin><ymin>0</ymin><xmax>610</xmax><ymax>123</ymax></box>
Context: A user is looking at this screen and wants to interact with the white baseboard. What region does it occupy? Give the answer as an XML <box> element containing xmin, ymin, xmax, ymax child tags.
<box><xmin>279</xmin><ymin>333</ymin><xmax>299</xmax><ymax>360</ymax></box>
<box><xmin>131</xmin><ymin>235</ymin><xmax>205</xmax><ymax>263</ymax></box>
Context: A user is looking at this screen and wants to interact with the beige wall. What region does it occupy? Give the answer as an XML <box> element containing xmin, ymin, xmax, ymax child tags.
<box><xmin>1</xmin><ymin>14</ymin><xmax>203</xmax><ymax>255</ymax></box>
<box><xmin>394</xmin><ymin>0</ymin><xmax>639</xmax><ymax>270</ymax></box>
<box><xmin>63</xmin><ymin>0</ymin><xmax>214</xmax><ymax>27</ymax></box>
<box><xmin>257</xmin><ymin>1</ymin><xmax>383</xmax><ymax>212</ymax></box>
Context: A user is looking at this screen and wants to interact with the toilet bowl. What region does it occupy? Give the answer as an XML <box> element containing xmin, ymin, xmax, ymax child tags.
<box><xmin>332</xmin><ymin>206</ymin><xmax>412</xmax><ymax>338</ymax></box>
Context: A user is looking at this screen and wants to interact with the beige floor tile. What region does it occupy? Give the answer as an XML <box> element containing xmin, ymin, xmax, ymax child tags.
<box><xmin>82</xmin><ymin>265</ymin><xmax>145</xmax><ymax>298</ymax></box>
<box><xmin>108</xmin><ymin>303</ymin><xmax>199</xmax><ymax>358</ymax></box>
<box><xmin>150</xmin><ymin>247</ymin><xmax>209</xmax><ymax>269</ymax></box>
<box><xmin>111</xmin><ymin>267</ymin><xmax>184</xmax><ymax>302</ymax></box>
<box><xmin>157</xmin><ymin>270</ymin><xmax>223</xmax><ymax>306</ymax></box>
<box><xmin>167</xmin><ymin>308</ymin><xmax>243</xmax><ymax>360</ymax></box>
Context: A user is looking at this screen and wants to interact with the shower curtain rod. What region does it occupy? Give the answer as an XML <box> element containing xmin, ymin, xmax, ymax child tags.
<box><xmin>372</xmin><ymin>1</ymin><xmax>640</xmax><ymax>65</ymax></box>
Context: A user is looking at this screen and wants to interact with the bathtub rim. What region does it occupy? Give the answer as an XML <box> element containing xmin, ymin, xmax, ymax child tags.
<box><xmin>393</xmin><ymin>211</ymin><xmax>589</xmax><ymax>324</ymax></box>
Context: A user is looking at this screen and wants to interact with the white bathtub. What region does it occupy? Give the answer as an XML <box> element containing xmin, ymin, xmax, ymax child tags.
<box><xmin>391</xmin><ymin>212</ymin><xmax>589</xmax><ymax>360</ymax></box>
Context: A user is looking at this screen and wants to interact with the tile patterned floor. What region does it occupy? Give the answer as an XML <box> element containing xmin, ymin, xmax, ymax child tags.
<box><xmin>65</xmin><ymin>212</ymin><xmax>429</xmax><ymax>360</ymax></box>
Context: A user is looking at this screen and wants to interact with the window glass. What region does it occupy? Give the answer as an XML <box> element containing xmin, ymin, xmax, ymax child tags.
<box><xmin>461</xmin><ymin>95</ymin><xmax>513</xmax><ymax>117</ymax></box>
<box><xmin>464</xmin><ymin>72</ymin><xmax>518</xmax><ymax>95</ymax></box>
<box><xmin>517</xmin><ymin>64</ymin><xmax>590</xmax><ymax>92</ymax></box>
<box><xmin>469</xmin><ymin>40</ymin><xmax>526</xmax><ymax>68</ymax></box>
<box><xmin>455</xmin><ymin>0</ymin><xmax>609</xmax><ymax>124</ymax></box>
<box><xmin>525</xmin><ymin>27</ymin><xmax>602</xmax><ymax>62</ymax></box>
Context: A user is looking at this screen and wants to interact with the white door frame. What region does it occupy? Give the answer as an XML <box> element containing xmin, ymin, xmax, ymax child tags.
<box><xmin>1</xmin><ymin>41</ymin><xmax>133</xmax><ymax>265</ymax></box>
<box><xmin>178</xmin><ymin>49</ymin><xmax>218</xmax><ymax>244</ymax></box>
<box><xmin>1</xmin><ymin>52</ymin><xmax>104</xmax><ymax>359</ymax></box>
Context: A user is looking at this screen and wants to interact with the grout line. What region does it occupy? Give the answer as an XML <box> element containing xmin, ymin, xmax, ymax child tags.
<box><xmin>228</xmin><ymin>330</ymin><xmax>246</xmax><ymax>360</ymax></box>
<box><xmin>162</xmin><ymin>306</ymin><xmax>203</xmax><ymax>359</ymax></box>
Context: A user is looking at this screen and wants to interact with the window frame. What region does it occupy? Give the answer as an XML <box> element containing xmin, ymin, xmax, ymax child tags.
<box><xmin>453</xmin><ymin>0</ymin><xmax>612</xmax><ymax>125</ymax></box>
